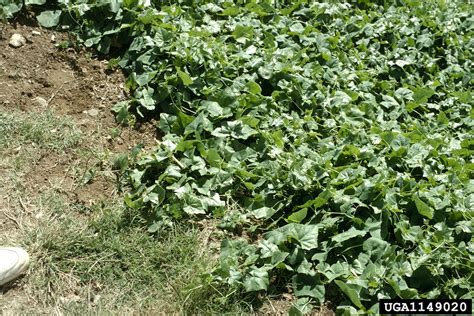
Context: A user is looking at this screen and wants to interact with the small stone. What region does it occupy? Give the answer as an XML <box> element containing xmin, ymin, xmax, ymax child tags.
<box><xmin>87</xmin><ymin>108</ymin><xmax>100</xmax><ymax>117</ymax></box>
<box><xmin>31</xmin><ymin>30</ymin><xmax>41</xmax><ymax>36</ymax></box>
<box><xmin>50</xmin><ymin>34</ymin><xmax>56</xmax><ymax>42</ymax></box>
<box><xmin>9</xmin><ymin>33</ymin><xmax>26</xmax><ymax>48</ymax></box>
<box><xmin>32</xmin><ymin>96</ymin><xmax>48</xmax><ymax>107</ymax></box>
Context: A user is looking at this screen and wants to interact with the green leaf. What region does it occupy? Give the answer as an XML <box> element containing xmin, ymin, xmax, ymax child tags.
<box><xmin>289</xmin><ymin>297</ymin><xmax>314</xmax><ymax>316</ymax></box>
<box><xmin>293</xmin><ymin>274</ymin><xmax>325</xmax><ymax>303</ymax></box>
<box><xmin>252</xmin><ymin>207</ymin><xmax>277</xmax><ymax>219</ymax></box>
<box><xmin>111</xmin><ymin>101</ymin><xmax>130</xmax><ymax>124</ymax></box>
<box><xmin>112</xmin><ymin>153</ymin><xmax>128</xmax><ymax>172</ymax></box>
<box><xmin>412</xmin><ymin>87</ymin><xmax>435</xmax><ymax>103</ymax></box>
<box><xmin>206</xmin><ymin>148</ymin><xmax>223</xmax><ymax>167</ymax></box>
<box><xmin>36</xmin><ymin>10</ymin><xmax>61</xmax><ymax>28</ymax></box>
<box><xmin>136</xmin><ymin>87</ymin><xmax>155</xmax><ymax>110</ymax></box>
<box><xmin>287</xmin><ymin>208</ymin><xmax>308</xmax><ymax>223</ymax></box>
<box><xmin>363</xmin><ymin>237</ymin><xmax>389</xmax><ymax>260</ymax></box>
<box><xmin>244</xmin><ymin>267</ymin><xmax>269</xmax><ymax>292</ymax></box>
<box><xmin>289</xmin><ymin>22</ymin><xmax>305</xmax><ymax>33</ymax></box>
<box><xmin>412</xmin><ymin>195</ymin><xmax>434</xmax><ymax>219</ymax></box>
<box><xmin>211</xmin><ymin>120</ymin><xmax>257</xmax><ymax>140</ymax></box>
<box><xmin>290</xmin><ymin>224</ymin><xmax>318</xmax><ymax>250</ymax></box>
<box><xmin>246</xmin><ymin>81</ymin><xmax>262</xmax><ymax>95</ymax></box>
<box><xmin>221</xmin><ymin>7</ymin><xmax>240</xmax><ymax>16</ymax></box>
<box><xmin>232</xmin><ymin>25</ymin><xmax>253</xmax><ymax>40</ymax></box>
<box><xmin>271</xmin><ymin>130</ymin><xmax>285</xmax><ymax>149</ymax></box>
<box><xmin>334</xmin><ymin>280</ymin><xmax>363</xmax><ymax>309</ymax></box>
<box><xmin>332</xmin><ymin>228</ymin><xmax>366</xmax><ymax>243</ymax></box>
<box><xmin>200</xmin><ymin>100</ymin><xmax>228</xmax><ymax>118</ymax></box>
<box><xmin>0</xmin><ymin>3</ymin><xmax>21</xmax><ymax>19</ymax></box>
<box><xmin>177</xmin><ymin>69</ymin><xmax>193</xmax><ymax>86</ymax></box>
<box><xmin>297</xmin><ymin>190</ymin><xmax>332</xmax><ymax>209</ymax></box>
<box><xmin>264</xmin><ymin>224</ymin><xmax>318</xmax><ymax>250</ymax></box>
<box><xmin>135</xmin><ymin>70</ymin><xmax>157</xmax><ymax>86</ymax></box>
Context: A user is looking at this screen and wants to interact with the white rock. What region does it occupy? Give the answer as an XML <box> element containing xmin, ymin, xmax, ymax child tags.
<box><xmin>50</xmin><ymin>34</ymin><xmax>56</xmax><ymax>42</ymax></box>
<box><xmin>9</xmin><ymin>33</ymin><xmax>26</xmax><ymax>48</ymax></box>
<box><xmin>32</xmin><ymin>96</ymin><xmax>48</xmax><ymax>107</ymax></box>
<box><xmin>87</xmin><ymin>108</ymin><xmax>100</xmax><ymax>117</ymax></box>
<box><xmin>31</xmin><ymin>30</ymin><xmax>41</xmax><ymax>36</ymax></box>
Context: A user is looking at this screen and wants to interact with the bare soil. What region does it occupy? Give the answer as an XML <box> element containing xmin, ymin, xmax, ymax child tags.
<box><xmin>0</xmin><ymin>22</ymin><xmax>156</xmax><ymax>204</ymax></box>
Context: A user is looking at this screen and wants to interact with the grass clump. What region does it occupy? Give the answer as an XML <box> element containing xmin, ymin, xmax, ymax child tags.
<box><xmin>0</xmin><ymin>110</ymin><xmax>81</xmax><ymax>151</ymax></box>
<box><xmin>22</xmin><ymin>204</ymin><xmax>249</xmax><ymax>314</ymax></box>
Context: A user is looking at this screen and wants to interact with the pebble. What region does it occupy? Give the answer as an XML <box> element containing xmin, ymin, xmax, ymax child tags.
<box><xmin>32</xmin><ymin>96</ymin><xmax>48</xmax><ymax>107</ymax></box>
<box><xmin>31</xmin><ymin>30</ymin><xmax>41</xmax><ymax>36</ymax></box>
<box><xmin>50</xmin><ymin>34</ymin><xmax>56</xmax><ymax>42</ymax></box>
<box><xmin>87</xmin><ymin>108</ymin><xmax>100</xmax><ymax>117</ymax></box>
<box><xmin>9</xmin><ymin>33</ymin><xmax>26</xmax><ymax>48</ymax></box>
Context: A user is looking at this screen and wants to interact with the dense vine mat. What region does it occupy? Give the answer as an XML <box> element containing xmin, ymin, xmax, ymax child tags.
<box><xmin>3</xmin><ymin>0</ymin><xmax>472</xmax><ymax>314</ymax></box>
